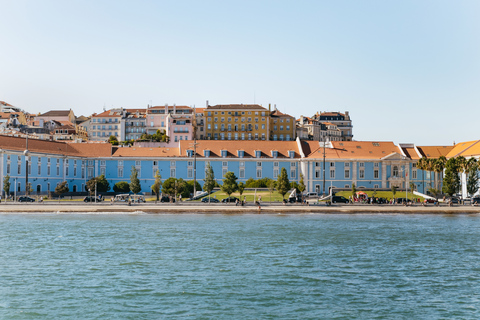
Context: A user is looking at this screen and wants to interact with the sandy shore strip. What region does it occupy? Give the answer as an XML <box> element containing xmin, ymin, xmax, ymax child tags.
<box><xmin>0</xmin><ymin>202</ymin><xmax>479</xmax><ymax>214</ymax></box>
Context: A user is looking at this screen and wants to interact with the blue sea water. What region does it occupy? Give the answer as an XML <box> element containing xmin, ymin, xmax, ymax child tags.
<box><xmin>0</xmin><ymin>213</ymin><xmax>479</xmax><ymax>319</ymax></box>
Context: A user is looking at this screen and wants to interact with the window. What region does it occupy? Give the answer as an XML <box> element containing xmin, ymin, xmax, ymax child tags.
<box><xmin>170</xmin><ymin>161</ymin><xmax>175</xmax><ymax>167</ymax></box>
<box><xmin>65</xmin><ymin>167</ymin><xmax>68</xmax><ymax>176</ymax></box>
<box><xmin>6</xmin><ymin>163</ymin><xmax>10</xmax><ymax>174</ymax></box>
<box><xmin>118</xmin><ymin>167</ymin><xmax>123</xmax><ymax>177</ymax></box>
<box><xmin>118</xmin><ymin>160</ymin><xmax>123</xmax><ymax>166</ymax></box>
<box><xmin>187</xmin><ymin>161</ymin><xmax>193</xmax><ymax>167</ymax></box>
<box><xmin>273</xmin><ymin>169</ymin><xmax>279</xmax><ymax>178</ymax></box>
<box><xmin>345</xmin><ymin>170</ymin><xmax>350</xmax><ymax>179</ymax></box>
<box><xmin>290</xmin><ymin>170</ymin><xmax>296</xmax><ymax>179</ymax></box>
<box><xmin>393</xmin><ymin>166</ymin><xmax>399</xmax><ymax>177</ymax></box>
<box><xmin>188</xmin><ymin>168</ymin><xmax>193</xmax><ymax>178</ymax></box>
<box><xmin>412</xmin><ymin>170</ymin><xmax>417</xmax><ymax>179</ymax></box>
<box><xmin>330</xmin><ymin>162</ymin><xmax>335</xmax><ymax>167</ymax></box>
<box><xmin>153</xmin><ymin>161</ymin><xmax>158</xmax><ymax>166</ymax></box>
<box><xmin>315</xmin><ymin>170</ymin><xmax>320</xmax><ymax>178</ymax></box>
<box><xmin>222</xmin><ymin>161</ymin><xmax>227</xmax><ymax>167</ymax></box>
<box><xmin>374</xmin><ymin>169</ymin><xmax>379</xmax><ymax>179</ymax></box>
<box><xmin>374</xmin><ymin>162</ymin><xmax>379</xmax><ymax>167</ymax></box>
<box><xmin>345</xmin><ymin>162</ymin><xmax>350</xmax><ymax>167</ymax></box>
<box><xmin>239</xmin><ymin>168</ymin><xmax>245</xmax><ymax>178</ymax></box>
<box><xmin>47</xmin><ymin>166</ymin><xmax>51</xmax><ymax>175</ymax></box>
<box><xmin>170</xmin><ymin>168</ymin><xmax>176</xmax><ymax>177</ymax></box>
<box><xmin>257</xmin><ymin>161</ymin><xmax>262</xmax><ymax>167</ymax></box>
<box><xmin>359</xmin><ymin>162</ymin><xmax>364</xmax><ymax>167</ymax></box>
<box><xmin>274</xmin><ymin>162</ymin><xmax>279</xmax><ymax>167</ymax></box>
<box><xmin>135</xmin><ymin>160</ymin><xmax>141</xmax><ymax>166</ymax></box>
<box><xmin>74</xmin><ymin>167</ymin><xmax>77</xmax><ymax>176</ymax></box>
<box><xmin>256</xmin><ymin>169</ymin><xmax>262</xmax><ymax>178</ymax></box>
<box><xmin>222</xmin><ymin>169</ymin><xmax>227</xmax><ymax>177</ymax></box>
<box><xmin>38</xmin><ymin>164</ymin><xmax>41</xmax><ymax>175</ymax></box>
<box><xmin>374</xmin><ymin>184</ymin><xmax>379</xmax><ymax>189</ymax></box>
<box><xmin>291</xmin><ymin>162</ymin><xmax>296</xmax><ymax>167</ymax></box>
<box><xmin>56</xmin><ymin>166</ymin><xmax>60</xmax><ymax>175</ymax></box>
<box><xmin>100</xmin><ymin>167</ymin><xmax>105</xmax><ymax>176</ymax></box>
<box><xmin>359</xmin><ymin>169</ymin><xmax>365</xmax><ymax>179</ymax></box>
<box><xmin>81</xmin><ymin>168</ymin><xmax>85</xmax><ymax>179</ymax></box>
<box><xmin>18</xmin><ymin>164</ymin><xmax>21</xmax><ymax>174</ymax></box>
<box><xmin>100</xmin><ymin>160</ymin><xmax>106</xmax><ymax>166</ymax></box>
<box><xmin>330</xmin><ymin>170</ymin><xmax>335</xmax><ymax>179</ymax></box>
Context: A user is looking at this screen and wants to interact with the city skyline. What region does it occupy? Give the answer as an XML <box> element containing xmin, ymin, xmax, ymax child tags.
<box><xmin>1</xmin><ymin>0</ymin><xmax>479</xmax><ymax>146</ymax></box>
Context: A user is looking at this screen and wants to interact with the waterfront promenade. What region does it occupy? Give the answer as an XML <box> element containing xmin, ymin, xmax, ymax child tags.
<box><xmin>0</xmin><ymin>202</ymin><xmax>479</xmax><ymax>214</ymax></box>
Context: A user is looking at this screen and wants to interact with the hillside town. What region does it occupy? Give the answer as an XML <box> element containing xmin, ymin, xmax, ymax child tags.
<box><xmin>0</xmin><ymin>100</ymin><xmax>476</xmax><ymax>202</ymax></box>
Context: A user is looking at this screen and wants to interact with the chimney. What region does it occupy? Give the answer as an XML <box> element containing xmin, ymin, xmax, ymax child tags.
<box><xmin>173</xmin><ymin>104</ymin><xmax>176</xmax><ymax>114</ymax></box>
<box><xmin>206</xmin><ymin>100</ymin><xmax>209</xmax><ymax>108</ymax></box>
<box><xmin>165</xmin><ymin>104</ymin><xmax>168</xmax><ymax>114</ymax></box>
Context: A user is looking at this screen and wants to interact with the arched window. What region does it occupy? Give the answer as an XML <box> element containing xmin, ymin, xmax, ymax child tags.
<box><xmin>36</xmin><ymin>185</ymin><xmax>41</xmax><ymax>193</ymax></box>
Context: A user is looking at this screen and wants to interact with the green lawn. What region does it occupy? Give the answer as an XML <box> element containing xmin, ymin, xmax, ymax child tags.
<box><xmin>198</xmin><ymin>190</ymin><xmax>289</xmax><ymax>203</ymax></box>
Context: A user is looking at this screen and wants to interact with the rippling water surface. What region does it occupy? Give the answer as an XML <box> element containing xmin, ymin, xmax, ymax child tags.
<box><xmin>0</xmin><ymin>213</ymin><xmax>479</xmax><ymax>319</ymax></box>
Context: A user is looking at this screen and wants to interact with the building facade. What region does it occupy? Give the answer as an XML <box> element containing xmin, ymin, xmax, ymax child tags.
<box><xmin>0</xmin><ymin>135</ymin><xmax>460</xmax><ymax>198</ymax></box>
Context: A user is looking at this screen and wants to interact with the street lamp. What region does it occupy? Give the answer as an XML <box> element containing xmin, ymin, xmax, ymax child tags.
<box><xmin>24</xmin><ymin>135</ymin><xmax>29</xmax><ymax>196</ymax></box>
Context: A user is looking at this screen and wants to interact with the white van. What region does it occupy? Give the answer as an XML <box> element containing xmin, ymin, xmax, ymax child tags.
<box><xmin>303</xmin><ymin>192</ymin><xmax>318</xmax><ymax>198</ymax></box>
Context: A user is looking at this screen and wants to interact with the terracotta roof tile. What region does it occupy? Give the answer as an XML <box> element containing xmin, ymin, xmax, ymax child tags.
<box><xmin>418</xmin><ymin>145</ymin><xmax>454</xmax><ymax>158</ymax></box>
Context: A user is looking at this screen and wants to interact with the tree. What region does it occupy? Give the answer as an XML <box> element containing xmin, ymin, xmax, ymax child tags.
<box><xmin>416</xmin><ymin>157</ymin><xmax>427</xmax><ymax>193</ymax></box>
<box><xmin>221</xmin><ymin>171</ymin><xmax>238</xmax><ymax>197</ymax></box>
<box><xmin>467</xmin><ymin>164</ymin><xmax>479</xmax><ymax>197</ymax></box>
<box><xmin>442</xmin><ymin>157</ymin><xmax>460</xmax><ymax>197</ymax></box>
<box><xmin>298</xmin><ymin>173</ymin><xmax>306</xmax><ymax>194</ymax></box>
<box><xmin>409</xmin><ymin>181</ymin><xmax>416</xmax><ymax>193</ymax></box>
<box><xmin>151</xmin><ymin>170</ymin><xmax>162</xmax><ymax>201</ymax></box>
<box><xmin>276</xmin><ymin>167</ymin><xmax>290</xmax><ymax>199</ymax></box>
<box><xmin>3</xmin><ymin>175</ymin><xmax>10</xmax><ymax>198</ymax></box>
<box><xmin>391</xmin><ymin>185</ymin><xmax>398</xmax><ymax>198</ymax></box>
<box><xmin>86</xmin><ymin>178</ymin><xmax>96</xmax><ymax>195</ymax></box>
<box><xmin>351</xmin><ymin>183</ymin><xmax>357</xmax><ymax>199</ymax></box>
<box><xmin>162</xmin><ymin>177</ymin><xmax>177</xmax><ymax>196</ymax></box>
<box><xmin>433</xmin><ymin>158</ymin><xmax>445</xmax><ymax>190</ymax></box>
<box><xmin>113</xmin><ymin>181</ymin><xmax>130</xmax><ymax>193</ymax></box>
<box><xmin>96</xmin><ymin>175</ymin><xmax>110</xmax><ymax>192</ymax></box>
<box><xmin>55</xmin><ymin>181</ymin><xmax>69</xmax><ymax>201</ymax></box>
<box><xmin>429</xmin><ymin>188</ymin><xmax>441</xmax><ymax>200</ymax></box>
<box><xmin>129</xmin><ymin>166</ymin><xmax>141</xmax><ymax>194</ymax></box>
<box><xmin>108</xmin><ymin>135</ymin><xmax>118</xmax><ymax>145</ymax></box>
<box><xmin>203</xmin><ymin>163</ymin><xmax>215</xmax><ymax>198</ymax></box>
<box><xmin>161</xmin><ymin>178</ymin><xmax>187</xmax><ymax>199</ymax></box>
<box><xmin>238</xmin><ymin>182</ymin><xmax>245</xmax><ymax>197</ymax></box>
<box><xmin>186</xmin><ymin>180</ymin><xmax>201</xmax><ymax>198</ymax></box>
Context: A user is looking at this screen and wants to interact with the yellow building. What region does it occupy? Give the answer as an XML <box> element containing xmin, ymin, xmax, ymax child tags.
<box><xmin>203</xmin><ymin>104</ymin><xmax>270</xmax><ymax>140</ymax></box>
<box><xmin>269</xmin><ymin>107</ymin><xmax>295</xmax><ymax>141</ymax></box>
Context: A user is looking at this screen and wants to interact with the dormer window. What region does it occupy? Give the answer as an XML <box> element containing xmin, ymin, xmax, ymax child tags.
<box><xmin>221</xmin><ymin>150</ymin><xmax>227</xmax><ymax>158</ymax></box>
<box><xmin>255</xmin><ymin>150</ymin><xmax>261</xmax><ymax>158</ymax></box>
<box><xmin>271</xmin><ymin>151</ymin><xmax>278</xmax><ymax>158</ymax></box>
<box><xmin>204</xmin><ymin>150</ymin><xmax>210</xmax><ymax>157</ymax></box>
<box><xmin>288</xmin><ymin>151</ymin><xmax>295</xmax><ymax>158</ymax></box>
<box><xmin>237</xmin><ymin>150</ymin><xmax>244</xmax><ymax>158</ymax></box>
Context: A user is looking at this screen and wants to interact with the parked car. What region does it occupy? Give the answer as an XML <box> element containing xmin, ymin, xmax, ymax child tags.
<box><xmin>160</xmin><ymin>196</ymin><xmax>175</xmax><ymax>203</ymax></box>
<box><xmin>449</xmin><ymin>197</ymin><xmax>459</xmax><ymax>204</ymax></box>
<box><xmin>303</xmin><ymin>192</ymin><xmax>318</xmax><ymax>198</ymax></box>
<box><xmin>84</xmin><ymin>196</ymin><xmax>102</xmax><ymax>202</ymax></box>
<box><xmin>472</xmin><ymin>197</ymin><xmax>480</xmax><ymax>205</ymax></box>
<box><xmin>331</xmin><ymin>196</ymin><xmax>349</xmax><ymax>203</ymax></box>
<box><xmin>424</xmin><ymin>198</ymin><xmax>436</xmax><ymax>204</ymax></box>
<box><xmin>201</xmin><ymin>197</ymin><xmax>219</xmax><ymax>203</ymax></box>
<box><xmin>18</xmin><ymin>196</ymin><xmax>35</xmax><ymax>202</ymax></box>
<box><xmin>222</xmin><ymin>196</ymin><xmax>239</xmax><ymax>203</ymax></box>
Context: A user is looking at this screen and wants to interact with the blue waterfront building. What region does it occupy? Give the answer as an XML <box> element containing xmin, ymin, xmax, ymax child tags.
<box><xmin>0</xmin><ymin>135</ymin><xmax>455</xmax><ymax>197</ymax></box>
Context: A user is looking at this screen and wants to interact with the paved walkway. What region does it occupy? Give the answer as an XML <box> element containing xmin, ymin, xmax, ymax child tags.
<box><xmin>0</xmin><ymin>201</ymin><xmax>479</xmax><ymax>214</ymax></box>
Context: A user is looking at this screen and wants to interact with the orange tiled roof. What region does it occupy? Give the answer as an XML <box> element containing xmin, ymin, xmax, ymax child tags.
<box><xmin>444</xmin><ymin>140</ymin><xmax>480</xmax><ymax>158</ymax></box>
<box><xmin>92</xmin><ymin>110</ymin><xmax>123</xmax><ymax>118</ymax></box>
<box><xmin>418</xmin><ymin>145</ymin><xmax>455</xmax><ymax>158</ymax></box>
<box><xmin>206</xmin><ymin>104</ymin><xmax>268</xmax><ymax>111</ymax></box>
<box><xmin>305</xmin><ymin>141</ymin><xmax>403</xmax><ymax>160</ymax></box>
<box><xmin>0</xmin><ymin>135</ymin><xmax>112</xmax><ymax>157</ymax></box>
<box><xmin>39</xmin><ymin>110</ymin><xmax>71</xmax><ymax>117</ymax></box>
<box><xmin>180</xmin><ymin>140</ymin><xmax>300</xmax><ymax>158</ymax></box>
<box><xmin>112</xmin><ymin>146</ymin><xmax>180</xmax><ymax>158</ymax></box>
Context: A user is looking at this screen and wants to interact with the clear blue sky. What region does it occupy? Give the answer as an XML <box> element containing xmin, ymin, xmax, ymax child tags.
<box><xmin>1</xmin><ymin>0</ymin><xmax>479</xmax><ymax>145</ymax></box>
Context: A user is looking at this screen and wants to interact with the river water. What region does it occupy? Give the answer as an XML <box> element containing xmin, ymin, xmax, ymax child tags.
<box><xmin>0</xmin><ymin>213</ymin><xmax>479</xmax><ymax>319</ymax></box>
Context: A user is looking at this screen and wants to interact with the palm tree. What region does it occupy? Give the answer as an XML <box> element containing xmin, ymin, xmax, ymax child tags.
<box><xmin>416</xmin><ymin>157</ymin><xmax>427</xmax><ymax>193</ymax></box>
<box><xmin>456</xmin><ymin>156</ymin><xmax>467</xmax><ymax>197</ymax></box>
<box><xmin>425</xmin><ymin>158</ymin><xmax>435</xmax><ymax>192</ymax></box>
<box><xmin>433</xmin><ymin>158</ymin><xmax>445</xmax><ymax>190</ymax></box>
